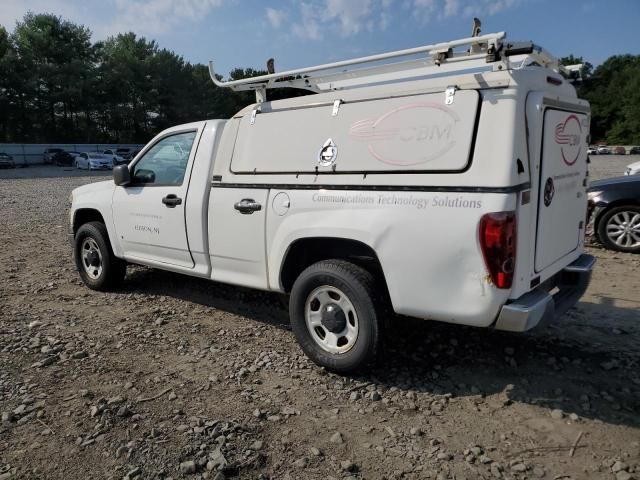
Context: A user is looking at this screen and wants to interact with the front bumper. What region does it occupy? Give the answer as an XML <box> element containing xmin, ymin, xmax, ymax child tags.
<box><xmin>494</xmin><ymin>254</ymin><xmax>596</xmax><ymax>332</ymax></box>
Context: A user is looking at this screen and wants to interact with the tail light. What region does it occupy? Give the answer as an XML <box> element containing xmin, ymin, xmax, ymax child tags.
<box><xmin>479</xmin><ymin>211</ymin><xmax>517</xmax><ymax>289</ymax></box>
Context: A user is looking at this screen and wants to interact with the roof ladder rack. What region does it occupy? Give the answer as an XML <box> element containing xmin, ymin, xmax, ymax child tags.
<box><xmin>208</xmin><ymin>31</ymin><xmax>560</xmax><ymax>103</ymax></box>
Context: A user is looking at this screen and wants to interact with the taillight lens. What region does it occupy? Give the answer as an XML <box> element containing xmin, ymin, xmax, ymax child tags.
<box><xmin>479</xmin><ymin>211</ymin><xmax>517</xmax><ymax>289</ymax></box>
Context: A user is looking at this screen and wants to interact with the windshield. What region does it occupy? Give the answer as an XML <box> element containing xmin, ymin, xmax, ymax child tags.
<box><xmin>88</xmin><ymin>153</ymin><xmax>110</xmax><ymax>159</ymax></box>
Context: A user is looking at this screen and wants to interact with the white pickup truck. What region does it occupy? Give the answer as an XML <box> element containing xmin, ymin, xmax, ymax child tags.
<box><xmin>70</xmin><ymin>31</ymin><xmax>595</xmax><ymax>372</ymax></box>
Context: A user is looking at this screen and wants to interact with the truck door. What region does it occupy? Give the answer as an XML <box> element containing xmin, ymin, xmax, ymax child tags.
<box><xmin>207</xmin><ymin>187</ymin><xmax>270</xmax><ymax>290</ymax></box>
<box><xmin>535</xmin><ymin>109</ymin><xmax>589</xmax><ymax>271</ymax></box>
<box><xmin>112</xmin><ymin>129</ymin><xmax>199</xmax><ymax>268</ymax></box>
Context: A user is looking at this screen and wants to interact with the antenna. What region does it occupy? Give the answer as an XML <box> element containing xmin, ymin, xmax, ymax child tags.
<box><xmin>471</xmin><ymin>17</ymin><xmax>482</xmax><ymax>37</ymax></box>
<box><xmin>469</xmin><ymin>18</ymin><xmax>484</xmax><ymax>54</ymax></box>
<box><xmin>266</xmin><ymin>58</ymin><xmax>275</xmax><ymax>75</ymax></box>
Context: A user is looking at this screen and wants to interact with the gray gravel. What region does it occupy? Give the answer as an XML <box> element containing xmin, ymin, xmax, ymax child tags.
<box><xmin>0</xmin><ymin>156</ymin><xmax>639</xmax><ymax>480</ymax></box>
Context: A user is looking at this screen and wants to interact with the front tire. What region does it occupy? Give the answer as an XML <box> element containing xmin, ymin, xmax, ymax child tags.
<box><xmin>289</xmin><ymin>259</ymin><xmax>382</xmax><ymax>373</ymax></box>
<box><xmin>74</xmin><ymin>221</ymin><xmax>126</xmax><ymax>291</ymax></box>
<box><xmin>597</xmin><ymin>206</ymin><xmax>640</xmax><ymax>253</ymax></box>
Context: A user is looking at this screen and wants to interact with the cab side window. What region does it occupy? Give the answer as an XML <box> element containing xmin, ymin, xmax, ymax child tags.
<box><xmin>132</xmin><ymin>131</ymin><xmax>197</xmax><ymax>186</ymax></box>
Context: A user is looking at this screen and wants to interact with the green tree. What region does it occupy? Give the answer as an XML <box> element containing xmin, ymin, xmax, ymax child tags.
<box><xmin>11</xmin><ymin>13</ymin><xmax>95</xmax><ymax>141</ymax></box>
<box><xmin>98</xmin><ymin>33</ymin><xmax>160</xmax><ymax>142</ymax></box>
<box><xmin>0</xmin><ymin>25</ymin><xmax>16</xmax><ymax>140</ymax></box>
<box><xmin>579</xmin><ymin>55</ymin><xmax>640</xmax><ymax>144</ymax></box>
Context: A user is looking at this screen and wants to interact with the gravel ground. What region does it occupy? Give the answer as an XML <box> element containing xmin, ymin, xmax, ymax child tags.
<box><xmin>0</xmin><ymin>156</ymin><xmax>639</xmax><ymax>480</ymax></box>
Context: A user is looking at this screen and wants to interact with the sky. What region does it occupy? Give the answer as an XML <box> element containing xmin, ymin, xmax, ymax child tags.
<box><xmin>1</xmin><ymin>0</ymin><xmax>639</xmax><ymax>77</ymax></box>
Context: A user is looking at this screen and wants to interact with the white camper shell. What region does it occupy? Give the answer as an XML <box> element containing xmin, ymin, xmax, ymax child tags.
<box><xmin>70</xmin><ymin>31</ymin><xmax>595</xmax><ymax>372</ymax></box>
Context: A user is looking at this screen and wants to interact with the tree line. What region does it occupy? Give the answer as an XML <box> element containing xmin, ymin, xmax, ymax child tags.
<box><xmin>0</xmin><ymin>13</ymin><xmax>639</xmax><ymax>145</ymax></box>
<box><xmin>0</xmin><ymin>13</ymin><xmax>270</xmax><ymax>144</ymax></box>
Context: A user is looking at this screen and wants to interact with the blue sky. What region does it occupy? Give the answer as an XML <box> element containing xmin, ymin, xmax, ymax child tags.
<box><xmin>2</xmin><ymin>0</ymin><xmax>639</xmax><ymax>76</ymax></box>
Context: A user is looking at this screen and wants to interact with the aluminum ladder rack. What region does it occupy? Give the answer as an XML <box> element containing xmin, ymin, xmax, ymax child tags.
<box><xmin>208</xmin><ymin>31</ymin><xmax>560</xmax><ymax>103</ymax></box>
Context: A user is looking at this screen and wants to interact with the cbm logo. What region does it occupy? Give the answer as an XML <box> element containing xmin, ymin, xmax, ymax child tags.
<box><xmin>349</xmin><ymin>102</ymin><xmax>459</xmax><ymax>166</ymax></box>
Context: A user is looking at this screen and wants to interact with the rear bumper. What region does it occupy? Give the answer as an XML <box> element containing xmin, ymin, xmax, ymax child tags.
<box><xmin>494</xmin><ymin>254</ymin><xmax>596</xmax><ymax>332</ymax></box>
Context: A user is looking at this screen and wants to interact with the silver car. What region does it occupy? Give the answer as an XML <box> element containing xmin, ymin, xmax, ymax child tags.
<box><xmin>75</xmin><ymin>152</ymin><xmax>114</xmax><ymax>170</ymax></box>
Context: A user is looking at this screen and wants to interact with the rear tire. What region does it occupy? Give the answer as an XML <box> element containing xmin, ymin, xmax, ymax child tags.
<box><xmin>596</xmin><ymin>205</ymin><xmax>640</xmax><ymax>253</ymax></box>
<box><xmin>74</xmin><ymin>221</ymin><xmax>126</xmax><ymax>291</ymax></box>
<box><xmin>289</xmin><ymin>259</ymin><xmax>382</xmax><ymax>373</ymax></box>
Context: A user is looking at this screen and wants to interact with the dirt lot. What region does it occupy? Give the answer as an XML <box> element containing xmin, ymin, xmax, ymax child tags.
<box><xmin>1</xmin><ymin>157</ymin><xmax>638</xmax><ymax>480</ymax></box>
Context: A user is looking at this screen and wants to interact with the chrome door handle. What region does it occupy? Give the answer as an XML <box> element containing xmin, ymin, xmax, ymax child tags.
<box><xmin>234</xmin><ymin>198</ymin><xmax>262</xmax><ymax>214</ymax></box>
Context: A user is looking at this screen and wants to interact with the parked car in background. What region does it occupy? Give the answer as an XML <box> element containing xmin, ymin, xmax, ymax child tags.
<box><xmin>52</xmin><ymin>151</ymin><xmax>80</xmax><ymax>166</ymax></box>
<box><xmin>597</xmin><ymin>145</ymin><xmax>611</xmax><ymax>155</ymax></box>
<box><xmin>587</xmin><ymin>146</ymin><xmax>597</xmax><ymax>155</ymax></box>
<box><xmin>613</xmin><ymin>146</ymin><xmax>626</xmax><ymax>155</ymax></box>
<box><xmin>75</xmin><ymin>152</ymin><xmax>114</xmax><ymax>170</ymax></box>
<box><xmin>116</xmin><ymin>148</ymin><xmax>135</xmax><ymax>160</ymax></box>
<box><xmin>630</xmin><ymin>146</ymin><xmax>640</xmax><ymax>155</ymax></box>
<box><xmin>112</xmin><ymin>148</ymin><xmax>143</xmax><ymax>166</ymax></box>
<box><xmin>625</xmin><ymin>160</ymin><xmax>640</xmax><ymax>176</ymax></box>
<box><xmin>0</xmin><ymin>152</ymin><xmax>15</xmax><ymax>168</ymax></box>
<box><xmin>588</xmin><ymin>176</ymin><xmax>640</xmax><ymax>253</ymax></box>
<box><xmin>43</xmin><ymin>148</ymin><xmax>64</xmax><ymax>163</ymax></box>
<box><xmin>103</xmin><ymin>149</ymin><xmax>125</xmax><ymax>164</ymax></box>
<box><xmin>105</xmin><ymin>149</ymin><xmax>132</xmax><ymax>166</ymax></box>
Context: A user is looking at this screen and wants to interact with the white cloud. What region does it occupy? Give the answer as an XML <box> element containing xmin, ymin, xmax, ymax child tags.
<box><xmin>108</xmin><ymin>0</ymin><xmax>225</xmax><ymax>37</ymax></box>
<box><xmin>411</xmin><ymin>0</ymin><xmax>437</xmax><ymax>17</ymax></box>
<box><xmin>379</xmin><ymin>11</ymin><xmax>391</xmax><ymax>30</ymax></box>
<box><xmin>0</xmin><ymin>0</ymin><xmax>95</xmax><ymax>32</ymax></box>
<box><xmin>1</xmin><ymin>0</ymin><xmax>520</xmax><ymax>45</ymax></box>
<box><xmin>326</xmin><ymin>0</ymin><xmax>373</xmax><ymax>36</ymax></box>
<box><xmin>286</xmin><ymin>0</ymin><xmax>513</xmax><ymax>40</ymax></box>
<box><xmin>265</xmin><ymin>7</ymin><xmax>288</xmax><ymax>28</ymax></box>
<box><xmin>413</xmin><ymin>0</ymin><xmax>517</xmax><ymax>22</ymax></box>
<box><xmin>0</xmin><ymin>0</ymin><xmax>226</xmax><ymax>39</ymax></box>
<box><xmin>291</xmin><ymin>0</ymin><xmax>393</xmax><ymax>40</ymax></box>
<box><xmin>291</xmin><ymin>3</ymin><xmax>323</xmax><ymax>40</ymax></box>
<box><xmin>444</xmin><ymin>0</ymin><xmax>460</xmax><ymax>17</ymax></box>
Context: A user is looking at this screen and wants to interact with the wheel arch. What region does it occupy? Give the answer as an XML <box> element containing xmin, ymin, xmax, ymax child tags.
<box><xmin>73</xmin><ymin>208</ymin><xmax>106</xmax><ymax>235</ymax></box>
<box><xmin>278</xmin><ymin>236</ymin><xmax>391</xmax><ymax>302</ymax></box>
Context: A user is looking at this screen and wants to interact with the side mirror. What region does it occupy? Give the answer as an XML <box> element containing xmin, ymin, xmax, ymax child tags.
<box><xmin>113</xmin><ymin>164</ymin><xmax>131</xmax><ymax>186</ymax></box>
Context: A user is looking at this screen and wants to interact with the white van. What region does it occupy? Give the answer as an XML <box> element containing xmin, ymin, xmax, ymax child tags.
<box><xmin>69</xmin><ymin>31</ymin><xmax>595</xmax><ymax>372</ymax></box>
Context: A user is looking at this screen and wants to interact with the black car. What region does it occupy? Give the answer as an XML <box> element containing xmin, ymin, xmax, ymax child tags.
<box><xmin>0</xmin><ymin>152</ymin><xmax>15</xmax><ymax>168</ymax></box>
<box><xmin>630</xmin><ymin>146</ymin><xmax>640</xmax><ymax>155</ymax></box>
<box><xmin>588</xmin><ymin>176</ymin><xmax>640</xmax><ymax>253</ymax></box>
<box><xmin>116</xmin><ymin>148</ymin><xmax>134</xmax><ymax>160</ymax></box>
<box><xmin>52</xmin><ymin>150</ymin><xmax>78</xmax><ymax>166</ymax></box>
